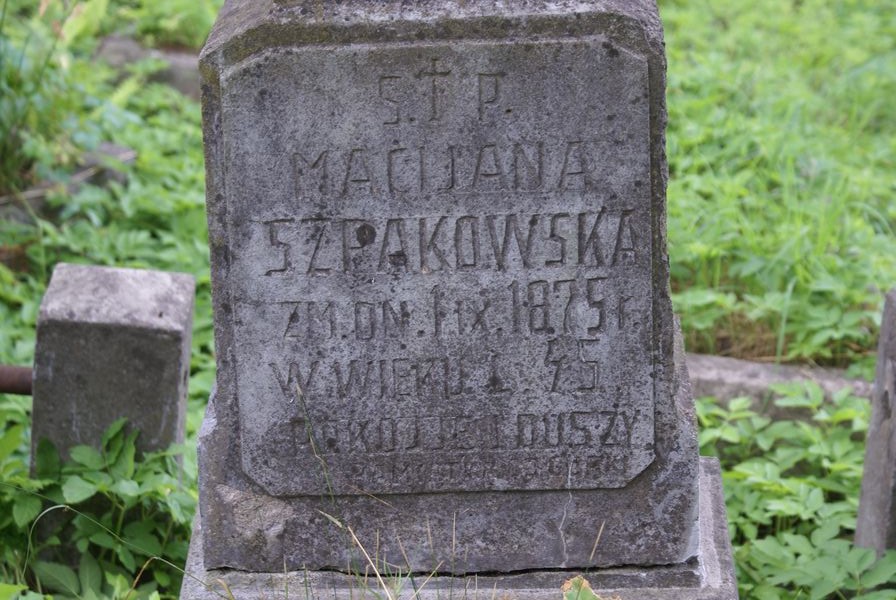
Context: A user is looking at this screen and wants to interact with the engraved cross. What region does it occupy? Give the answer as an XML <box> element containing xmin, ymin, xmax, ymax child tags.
<box><xmin>416</xmin><ymin>58</ymin><xmax>451</xmax><ymax>121</ymax></box>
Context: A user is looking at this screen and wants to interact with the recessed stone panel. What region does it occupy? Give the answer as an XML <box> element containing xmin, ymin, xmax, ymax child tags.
<box><xmin>220</xmin><ymin>41</ymin><xmax>655</xmax><ymax>496</ymax></box>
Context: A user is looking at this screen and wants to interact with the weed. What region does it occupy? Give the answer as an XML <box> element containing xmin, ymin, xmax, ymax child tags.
<box><xmin>0</xmin><ymin>416</ymin><xmax>196</xmax><ymax>599</ymax></box>
<box><xmin>699</xmin><ymin>383</ymin><xmax>896</xmax><ymax>597</ymax></box>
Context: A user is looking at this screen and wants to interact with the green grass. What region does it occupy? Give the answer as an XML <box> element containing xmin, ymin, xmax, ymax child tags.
<box><xmin>661</xmin><ymin>0</ymin><xmax>896</xmax><ymax>372</ymax></box>
<box><xmin>1</xmin><ymin>0</ymin><xmax>895</xmax><ymax>598</ymax></box>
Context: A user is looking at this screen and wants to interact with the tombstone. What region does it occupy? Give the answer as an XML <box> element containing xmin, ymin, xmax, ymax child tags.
<box><xmin>183</xmin><ymin>1</ymin><xmax>737</xmax><ymax>597</ymax></box>
<box><xmin>31</xmin><ymin>263</ymin><xmax>194</xmax><ymax>463</ymax></box>
<box><xmin>857</xmin><ymin>289</ymin><xmax>896</xmax><ymax>554</ymax></box>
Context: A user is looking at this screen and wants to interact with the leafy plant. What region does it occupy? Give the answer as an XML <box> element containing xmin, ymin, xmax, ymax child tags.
<box><xmin>0</xmin><ymin>0</ymin><xmax>119</xmax><ymax>195</ymax></box>
<box><xmin>0</xmin><ymin>413</ymin><xmax>196</xmax><ymax>600</ymax></box>
<box><xmin>561</xmin><ymin>575</ymin><xmax>621</xmax><ymax>600</ymax></box>
<box><xmin>698</xmin><ymin>384</ymin><xmax>896</xmax><ymax>598</ymax></box>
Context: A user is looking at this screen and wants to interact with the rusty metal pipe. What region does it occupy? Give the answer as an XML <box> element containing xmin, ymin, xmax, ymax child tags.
<box><xmin>0</xmin><ymin>365</ymin><xmax>32</xmax><ymax>395</ymax></box>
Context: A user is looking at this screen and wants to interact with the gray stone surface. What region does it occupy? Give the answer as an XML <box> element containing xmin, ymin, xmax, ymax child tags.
<box><xmin>687</xmin><ymin>353</ymin><xmax>872</xmax><ymax>417</ymax></box>
<box><xmin>857</xmin><ymin>289</ymin><xmax>896</xmax><ymax>554</ymax></box>
<box><xmin>31</xmin><ymin>263</ymin><xmax>194</xmax><ymax>461</ymax></box>
<box><xmin>194</xmin><ymin>0</ymin><xmax>717</xmax><ymax>579</ymax></box>
<box><xmin>181</xmin><ymin>458</ymin><xmax>736</xmax><ymax>599</ymax></box>
<box><xmin>97</xmin><ymin>36</ymin><xmax>201</xmax><ymax>99</ymax></box>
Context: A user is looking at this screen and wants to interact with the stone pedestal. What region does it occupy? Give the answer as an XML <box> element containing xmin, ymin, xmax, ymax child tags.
<box><xmin>185</xmin><ymin>1</ymin><xmax>738</xmax><ymax>597</ymax></box>
<box><xmin>182</xmin><ymin>458</ymin><xmax>736</xmax><ymax>599</ymax></box>
<box><xmin>31</xmin><ymin>263</ymin><xmax>194</xmax><ymax>462</ymax></box>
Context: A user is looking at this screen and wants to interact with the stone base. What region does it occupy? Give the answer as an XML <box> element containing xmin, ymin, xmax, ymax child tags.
<box><xmin>180</xmin><ymin>458</ymin><xmax>737</xmax><ymax>599</ymax></box>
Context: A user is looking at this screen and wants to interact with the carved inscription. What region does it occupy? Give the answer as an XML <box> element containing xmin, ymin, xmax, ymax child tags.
<box><xmin>290</xmin><ymin>410</ymin><xmax>639</xmax><ymax>455</ymax></box>
<box><xmin>291</xmin><ymin>139</ymin><xmax>621</xmax><ymax>199</ymax></box>
<box><xmin>278</xmin><ymin>281</ymin><xmax>639</xmax><ymax>341</ymax></box>
<box><xmin>269</xmin><ymin>346</ymin><xmax>610</xmax><ymax>403</ymax></box>
<box><xmin>377</xmin><ymin>58</ymin><xmax>506</xmax><ymax>125</ymax></box>
<box><xmin>259</xmin><ymin>210</ymin><xmax>639</xmax><ymax>276</ymax></box>
<box><xmin>223</xmin><ymin>40</ymin><xmax>655</xmax><ymax>494</ymax></box>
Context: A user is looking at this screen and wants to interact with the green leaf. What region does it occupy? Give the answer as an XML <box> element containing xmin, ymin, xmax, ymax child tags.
<box><xmin>844</xmin><ymin>546</ymin><xmax>876</xmax><ymax>575</ymax></box>
<box><xmin>753</xmin><ymin>537</ymin><xmax>793</xmax><ymax>565</ymax></box>
<box><xmin>0</xmin><ymin>583</ymin><xmax>27</xmax><ymax>600</ymax></box>
<box><xmin>860</xmin><ymin>551</ymin><xmax>896</xmax><ymax>587</ymax></box>
<box><xmin>61</xmin><ymin>0</ymin><xmax>110</xmax><ymax>44</ymax></box>
<box><xmin>12</xmin><ymin>494</ymin><xmax>42</xmax><ymax>528</ymax></box>
<box><xmin>123</xmin><ymin>520</ymin><xmax>163</xmax><ymax>557</ymax></box>
<box><xmin>62</xmin><ymin>475</ymin><xmax>98</xmax><ymax>504</ymax></box>
<box><xmin>805</xmin><ymin>487</ymin><xmax>825</xmax><ymax>514</ymax></box>
<box><xmin>810</xmin><ymin>521</ymin><xmax>841</xmax><ymax>546</ymax></box>
<box><xmin>129</xmin><ymin>531</ymin><xmax>162</xmax><ymax>557</ymax></box>
<box><xmin>111</xmin><ymin>479</ymin><xmax>141</xmax><ymax>503</ymax></box>
<box><xmin>729</xmin><ymin>397</ymin><xmax>754</xmax><ymax>413</ymax></box>
<box><xmin>32</xmin><ymin>560</ymin><xmax>80</xmax><ymax>595</ymax></box>
<box><xmin>117</xmin><ymin>545</ymin><xmax>136</xmax><ymax>571</ymax></box>
<box><xmin>780</xmin><ymin>533</ymin><xmax>813</xmax><ymax>557</ymax></box>
<box><xmin>69</xmin><ymin>445</ymin><xmax>105</xmax><ymax>470</ymax></box>
<box><xmin>856</xmin><ymin>592</ymin><xmax>896</xmax><ymax>600</ymax></box>
<box><xmin>561</xmin><ymin>576</ymin><xmax>601</xmax><ymax>600</ymax></box>
<box><xmin>110</xmin><ymin>430</ymin><xmax>137</xmax><ymax>479</ymax></box>
<box><xmin>89</xmin><ymin>531</ymin><xmax>117</xmax><ymax>550</ymax></box>
<box><xmin>0</xmin><ymin>424</ymin><xmax>24</xmax><ymax>462</ymax></box>
<box><xmin>809</xmin><ymin>578</ymin><xmax>838</xmax><ymax>600</ymax></box>
<box><xmin>104</xmin><ymin>572</ymin><xmax>131</xmax><ymax>598</ymax></box>
<box><xmin>153</xmin><ymin>570</ymin><xmax>171</xmax><ymax>587</ymax></box>
<box><xmin>81</xmin><ymin>588</ymin><xmax>102</xmax><ymax>600</ymax></box>
<box><xmin>108</xmin><ymin>75</ymin><xmax>143</xmax><ymax>109</ymax></box>
<box><xmin>101</xmin><ymin>418</ymin><xmax>128</xmax><ymax>449</ymax></box>
<box><xmin>78</xmin><ymin>552</ymin><xmax>103</xmax><ymax>597</ymax></box>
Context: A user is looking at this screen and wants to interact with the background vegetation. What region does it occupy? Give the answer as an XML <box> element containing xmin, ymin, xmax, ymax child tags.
<box><xmin>0</xmin><ymin>0</ymin><xmax>894</xmax><ymax>597</ymax></box>
<box><xmin>664</xmin><ymin>0</ymin><xmax>896</xmax><ymax>374</ymax></box>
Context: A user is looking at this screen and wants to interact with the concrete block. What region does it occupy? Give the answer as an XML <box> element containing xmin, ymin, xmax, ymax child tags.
<box><xmin>31</xmin><ymin>263</ymin><xmax>194</xmax><ymax>462</ymax></box>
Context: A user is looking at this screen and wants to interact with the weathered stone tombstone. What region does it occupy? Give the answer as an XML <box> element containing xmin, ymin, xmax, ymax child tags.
<box><xmin>31</xmin><ymin>263</ymin><xmax>194</xmax><ymax>463</ymax></box>
<box><xmin>857</xmin><ymin>289</ymin><xmax>896</xmax><ymax>555</ymax></box>
<box><xmin>184</xmin><ymin>1</ymin><xmax>737</xmax><ymax>597</ymax></box>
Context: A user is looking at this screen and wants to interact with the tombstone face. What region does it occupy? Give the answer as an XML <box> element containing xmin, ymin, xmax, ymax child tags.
<box><xmin>227</xmin><ymin>39</ymin><xmax>655</xmax><ymax>497</ymax></box>
<box><xmin>199</xmin><ymin>0</ymin><xmax>697</xmax><ymax>574</ymax></box>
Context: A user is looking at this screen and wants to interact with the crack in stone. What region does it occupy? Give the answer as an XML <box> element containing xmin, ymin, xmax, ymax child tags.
<box><xmin>558</xmin><ymin>467</ymin><xmax>574</xmax><ymax>565</ymax></box>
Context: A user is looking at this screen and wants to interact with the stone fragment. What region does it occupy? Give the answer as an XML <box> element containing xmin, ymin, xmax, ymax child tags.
<box><xmin>97</xmin><ymin>36</ymin><xmax>201</xmax><ymax>99</ymax></box>
<box><xmin>31</xmin><ymin>263</ymin><xmax>194</xmax><ymax>462</ymax></box>
<box><xmin>687</xmin><ymin>352</ymin><xmax>871</xmax><ymax>418</ymax></box>
<box><xmin>857</xmin><ymin>289</ymin><xmax>896</xmax><ymax>554</ymax></box>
